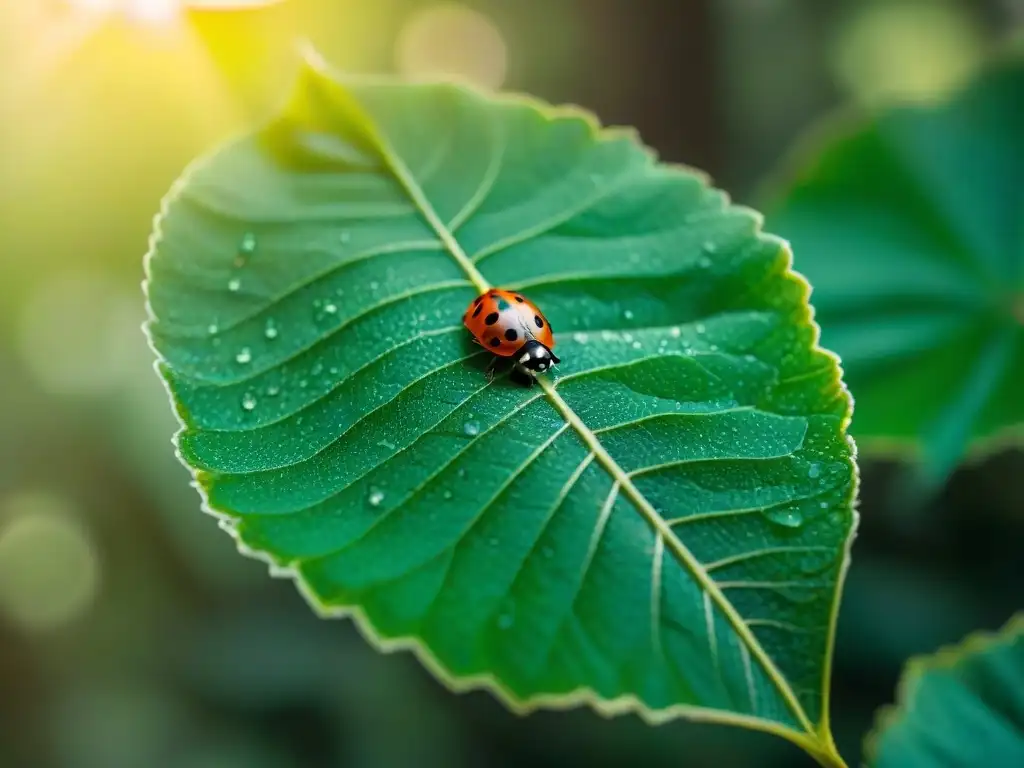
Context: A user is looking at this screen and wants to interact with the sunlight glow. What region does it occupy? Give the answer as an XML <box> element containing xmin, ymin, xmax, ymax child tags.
<box><xmin>66</xmin><ymin>0</ymin><xmax>180</xmax><ymax>25</ymax></box>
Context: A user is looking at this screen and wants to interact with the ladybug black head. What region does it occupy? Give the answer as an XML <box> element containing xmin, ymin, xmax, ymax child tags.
<box><xmin>516</xmin><ymin>340</ymin><xmax>560</xmax><ymax>375</ymax></box>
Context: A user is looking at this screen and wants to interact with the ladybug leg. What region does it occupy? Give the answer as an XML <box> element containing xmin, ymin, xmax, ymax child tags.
<box><xmin>485</xmin><ymin>356</ymin><xmax>500</xmax><ymax>382</ymax></box>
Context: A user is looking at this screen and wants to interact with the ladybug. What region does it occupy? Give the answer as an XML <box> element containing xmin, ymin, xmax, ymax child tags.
<box><xmin>463</xmin><ymin>288</ymin><xmax>560</xmax><ymax>384</ymax></box>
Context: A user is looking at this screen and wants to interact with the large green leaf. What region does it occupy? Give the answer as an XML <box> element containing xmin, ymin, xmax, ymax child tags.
<box><xmin>764</xmin><ymin>54</ymin><xmax>1024</xmax><ymax>480</ymax></box>
<box><xmin>867</xmin><ymin>613</ymin><xmax>1024</xmax><ymax>767</ymax></box>
<box><xmin>144</xmin><ymin>53</ymin><xmax>857</xmax><ymax>766</ymax></box>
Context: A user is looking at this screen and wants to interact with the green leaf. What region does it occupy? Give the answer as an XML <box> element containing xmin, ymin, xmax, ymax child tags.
<box><xmin>867</xmin><ymin>613</ymin><xmax>1024</xmax><ymax>767</ymax></box>
<box><xmin>763</xmin><ymin>54</ymin><xmax>1024</xmax><ymax>481</ymax></box>
<box><xmin>144</xmin><ymin>53</ymin><xmax>857</xmax><ymax>766</ymax></box>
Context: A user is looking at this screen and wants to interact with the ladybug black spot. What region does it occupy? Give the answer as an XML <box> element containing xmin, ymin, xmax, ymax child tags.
<box><xmin>489</xmin><ymin>337</ymin><xmax>501</xmax><ymax>347</ymax></box>
<box><xmin>485</xmin><ymin>312</ymin><xmax>500</xmax><ymax>325</ymax></box>
<box><xmin>472</xmin><ymin>303</ymin><xmax>483</xmax><ymax>318</ymax></box>
<box><xmin>534</xmin><ymin>315</ymin><xmax>544</xmax><ymax>329</ymax></box>
<box><xmin>504</xmin><ymin>328</ymin><xmax>518</xmax><ymax>341</ymax></box>
<box><xmin>474</xmin><ymin>295</ymin><xmax>484</xmax><ymax>306</ymax></box>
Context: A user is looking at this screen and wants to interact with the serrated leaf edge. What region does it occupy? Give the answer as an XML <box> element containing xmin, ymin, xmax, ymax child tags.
<box><xmin>863</xmin><ymin>612</ymin><xmax>1024</xmax><ymax>765</ymax></box>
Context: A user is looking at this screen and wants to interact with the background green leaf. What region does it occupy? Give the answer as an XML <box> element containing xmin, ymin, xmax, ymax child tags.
<box><xmin>763</xmin><ymin>55</ymin><xmax>1024</xmax><ymax>482</ymax></box>
<box><xmin>144</xmin><ymin>54</ymin><xmax>857</xmax><ymax>764</ymax></box>
<box><xmin>866</xmin><ymin>613</ymin><xmax>1024</xmax><ymax>767</ymax></box>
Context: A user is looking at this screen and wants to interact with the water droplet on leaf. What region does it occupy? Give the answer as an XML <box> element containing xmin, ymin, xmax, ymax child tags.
<box><xmin>241</xmin><ymin>393</ymin><xmax>257</xmax><ymax>411</ymax></box>
<box><xmin>377</xmin><ymin>439</ymin><xmax>396</xmax><ymax>450</ymax></box>
<box><xmin>463</xmin><ymin>420</ymin><xmax>480</xmax><ymax>436</ymax></box>
<box><xmin>240</xmin><ymin>232</ymin><xmax>257</xmax><ymax>254</ymax></box>
<box><xmin>227</xmin><ymin>278</ymin><xmax>241</xmax><ymax>292</ymax></box>
<box><xmin>235</xmin><ymin>347</ymin><xmax>252</xmax><ymax>364</ymax></box>
<box><xmin>266</xmin><ymin>385</ymin><xmax>280</xmax><ymax>397</ymax></box>
<box><xmin>764</xmin><ymin>508</ymin><xmax>804</xmax><ymax>528</ymax></box>
<box><xmin>623</xmin><ymin>309</ymin><xmax>634</xmax><ymax>320</ymax></box>
<box><xmin>324</xmin><ymin>303</ymin><xmax>338</xmax><ymax>315</ymax></box>
<box><xmin>808</xmin><ymin>463</ymin><xmax>821</xmax><ymax>479</ymax></box>
<box><xmin>264</xmin><ymin>320</ymin><xmax>278</xmax><ymax>340</ymax></box>
<box><xmin>367</xmin><ymin>487</ymin><xmax>385</xmax><ymax>507</ymax></box>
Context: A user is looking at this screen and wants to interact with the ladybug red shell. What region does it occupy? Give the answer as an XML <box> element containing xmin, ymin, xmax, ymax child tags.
<box><xmin>463</xmin><ymin>288</ymin><xmax>560</xmax><ymax>380</ymax></box>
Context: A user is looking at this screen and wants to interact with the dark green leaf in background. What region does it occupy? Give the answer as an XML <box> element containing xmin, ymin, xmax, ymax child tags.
<box><xmin>144</xmin><ymin>51</ymin><xmax>857</xmax><ymax>766</ymax></box>
<box><xmin>866</xmin><ymin>613</ymin><xmax>1024</xmax><ymax>767</ymax></box>
<box><xmin>763</xmin><ymin>55</ymin><xmax>1024</xmax><ymax>482</ymax></box>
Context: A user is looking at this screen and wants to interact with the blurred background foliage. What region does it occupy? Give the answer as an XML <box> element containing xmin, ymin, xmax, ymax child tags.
<box><xmin>0</xmin><ymin>1</ymin><xmax>1021</xmax><ymax>767</ymax></box>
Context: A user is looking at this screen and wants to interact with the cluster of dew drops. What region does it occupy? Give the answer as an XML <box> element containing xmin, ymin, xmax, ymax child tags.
<box><xmin>209</xmin><ymin>230</ymin><xmax>363</xmax><ymax>416</ymax></box>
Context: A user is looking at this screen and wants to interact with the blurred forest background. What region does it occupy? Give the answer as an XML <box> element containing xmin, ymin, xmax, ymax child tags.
<box><xmin>0</xmin><ymin>1</ymin><xmax>1022</xmax><ymax>767</ymax></box>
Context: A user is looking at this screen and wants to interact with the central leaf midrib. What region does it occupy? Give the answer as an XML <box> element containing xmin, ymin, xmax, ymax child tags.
<box><xmin>355</xmin><ymin>102</ymin><xmax>818</xmax><ymax>736</ymax></box>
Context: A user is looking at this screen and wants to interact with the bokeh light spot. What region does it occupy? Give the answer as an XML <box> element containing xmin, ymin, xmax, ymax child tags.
<box><xmin>396</xmin><ymin>3</ymin><xmax>508</xmax><ymax>90</ymax></box>
<box><xmin>833</xmin><ymin>1</ymin><xmax>983</xmax><ymax>106</ymax></box>
<box><xmin>17</xmin><ymin>271</ymin><xmax>143</xmax><ymax>397</ymax></box>
<box><xmin>0</xmin><ymin>492</ymin><xmax>101</xmax><ymax>634</ymax></box>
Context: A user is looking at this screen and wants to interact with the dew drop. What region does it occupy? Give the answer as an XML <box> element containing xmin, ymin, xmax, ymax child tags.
<box><xmin>227</xmin><ymin>278</ymin><xmax>241</xmax><ymax>292</ymax></box>
<box><xmin>339</xmin><ymin>230</ymin><xmax>351</xmax><ymax>244</ymax></box>
<box><xmin>631</xmin><ymin>340</ymin><xmax>642</xmax><ymax>349</ymax></box>
<box><xmin>377</xmin><ymin>439</ymin><xmax>396</xmax><ymax>450</ymax></box>
<box><xmin>367</xmin><ymin>487</ymin><xmax>385</xmax><ymax>507</ymax></box>
<box><xmin>702</xmin><ymin>240</ymin><xmax>717</xmax><ymax>254</ymax></box>
<box><xmin>573</xmin><ymin>332</ymin><xmax>589</xmax><ymax>344</ymax></box>
<box><xmin>311</xmin><ymin>362</ymin><xmax>324</xmax><ymax>376</ymax></box>
<box><xmin>820</xmin><ymin>501</ymin><xmax>829</xmax><ymax>509</ymax></box>
<box><xmin>264</xmin><ymin>320</ymin><xmax>279</xmax><ymax>340</ymax></box>
<box><xmin>442</xmin><ymin>489</ymin><xmax>453</xmax><ymax>500</ymax></box>
<box><xmin>808</xmin><ymin>463</ymin><xmax>821</xmax><ymax>479</ymax></box>
<box><xmin>240</xmin><ymin>232</ymin><xmax>257</xmax><ymax>254</ymax></box>
<box><xmin>207</xmin><ymin>323</ymin><xmax>219</xmax><ymax>335</ymax></box>
<box><xmin>266</xmin><ymin>385</ymin><xmax>280</xmax><ymax>397</ymax></box>
<box><xmin>670</xmin><ymin>326</ymin><xmax>681</xmax><ymax>338</ymax></box>
<box><xmin>764</xmin><ymin>508</ymin><xmax>804</xmax><ymax>528</ymax></box>
<box><xmin>298</xmin><ymin>379</ymin><xmax>308</xmax><ymax>388</ymax></box>
<box><xmin>457</xmin><ymin>468</ymin><xmax>467</xmax><ymax>478</ymax></box>
<box><xmin>463</xmin><ymin>420</ymin><xmax>480</xmax><ymax>436</ymax></box>
<box><xmin>329</xmin><ymin>366</ymin><xmax>339</xmax><ymax>375</ymax></box>
<box><xmin>369</xmin><ymin>281</ymin><xmax>380</xmax><ymax>291</ymax></box>
<box><xmin>623</xmin><ymin>332</ymin><xmax>633</xmax><ymax>343</ymax></box>
<box><xmin>324</xmin><ymin>302</ymin><xmax>338</xmax><ymax>315</ymax></box>
<box><xmin>235</xmin><ymin>347</ymin><xmax>252</xmax><ymax>365</ymax></box>
<box><xmin>709</xmin><ymin>344</ymin><xmax>719</xmax><ymax>352</ymax></box>
<box><xmin>241</xmin><ymin>393</ymin><xmax>257</xmax><ymax>411</ymax></box>
<box><xmin>623</xmin><ymin>309</ymin><xmax>634</xmax><ymax>320</ymax></box>
<box><xmin>695</xmin><ymin>322</ymin><xmax>706</xmax><ymax>334</ymax></box>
